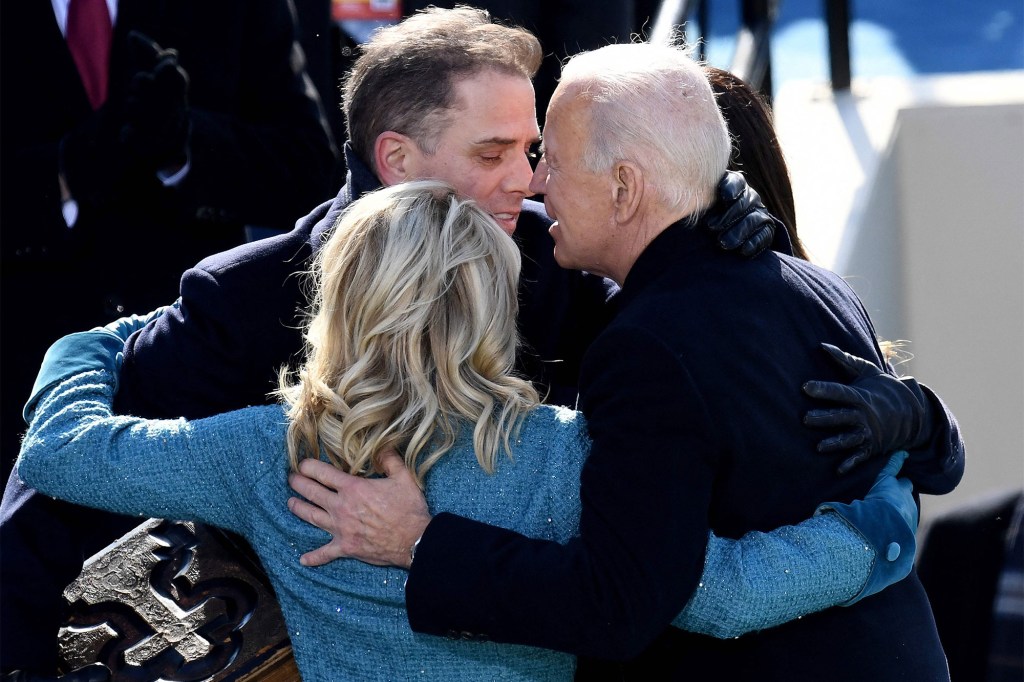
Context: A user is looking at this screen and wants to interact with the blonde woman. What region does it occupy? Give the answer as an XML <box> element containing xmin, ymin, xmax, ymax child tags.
<box><xmin>17</xmin><ymin>181</ymin><xmax>915</xmax><ymax>681</ymax></box>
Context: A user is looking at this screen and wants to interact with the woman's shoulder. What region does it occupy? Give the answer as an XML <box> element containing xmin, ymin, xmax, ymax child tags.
<box><xmin>196</xmin><ymin>403</ymin><xmax>290</xmax><ymax>442</ymax></box>
<box><xmin>424</xmin><ymin>405</ymin><xmax>587</xmax><ymax>540</ymax></box>
<box><xmin>518</xmin><ymin>404</ymin><xmax>588</xmax><ymax>445</ymax></box>
<box><xmin>434</xmin><ymin>405</ymin><xmax>587</xmax><ymax>476</ymax></box>
<box><xmin>524</xmin><ymin>403</ymin><xmax>585</xmax><ymax>426</ymax></box>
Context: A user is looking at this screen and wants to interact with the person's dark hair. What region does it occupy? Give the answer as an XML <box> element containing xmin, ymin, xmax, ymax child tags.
<box><xmin>342</xmin><ymin>6</ymin><xmax>543</xmax><ymax>174</ymax></box>
<box><xmin>706</xmin><ymin>65</ymin><xmax>809</xmax><ymax>261</ymax></box>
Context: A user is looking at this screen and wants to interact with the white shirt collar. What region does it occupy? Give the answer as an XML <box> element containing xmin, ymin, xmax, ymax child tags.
<box><xmin>51</xmin><ymin>0</ymin><xmax>119</xmax><ymax>37</ymax></box>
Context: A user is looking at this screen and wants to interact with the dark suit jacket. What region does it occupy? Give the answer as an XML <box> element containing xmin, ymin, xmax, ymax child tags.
<box><xmin>404</xmin><ymin>219</ymin><xmax>960</xmax><ymax>680</ymax></box>
<box><xmin>111</xmin><ymin>146</ymin><xmax>610</xmax><ymax>420</ymax></box>
<box><xmin>0</xmin><ymin>144</ymin><xmax>609</xmax><ymax>672</ymax></box>
<box><xmin>0</xmin><ymin>0</ymin><xmax>338</xmax><ymax>484</ymax></box>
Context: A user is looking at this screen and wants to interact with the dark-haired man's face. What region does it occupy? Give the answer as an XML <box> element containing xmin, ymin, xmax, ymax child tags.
<box><xmin>403</xmin><ymin>69</ymin><xmax>540</xmax><ymax>235</ymax></box>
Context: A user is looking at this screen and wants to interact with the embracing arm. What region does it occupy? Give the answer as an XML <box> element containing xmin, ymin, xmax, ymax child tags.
<box><xmin>289</xmin><ymin>330</ymin><xmax>920</xmax><ymax>656</ymax></box>
<box><xmin>17</xmin><ymin>331</ymin><xmax>268</xmax><ymax>533</ymax></box>
<box><xmin>288</xmin><ymin>450</ymin><xmax>917</xmax><ymax>643</ymax></box>
<box><xmin>291</xmin><ymin>328</ymin><xmax>716</xmax><ymax>659</ymax></box>
<box><xmin>803</xmin><ymin>343</ymin><xmax>965</xmax><ymax>493</ymax></box>
<box><xmin>677</xmin><ymin>452</ymin><xmax>917</xmax><ymax>638</ymax></box>
<box><xmin>682</xmin><ymin>518</ymin><xmax>870</xmax><ymax>638</ymax></box>
<box><xmin>113</xmin><ymin>221</ymin><xmax>317</xmax><ymax>420</ymax></box>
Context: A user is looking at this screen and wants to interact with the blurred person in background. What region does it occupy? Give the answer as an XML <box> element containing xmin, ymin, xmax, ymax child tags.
<box><xmin>0</xmin><ymin>0</ymin><xmax>337</xmax><ymax>675</ymax></box>
<box><xmin>0</xmin><ymin>0</ymin><xmax>339</xmax><ymax>484</ymax></box>
<box><xmin>918</xmin><ymin>488</ymin><xmax>1024</xmax><ymax>681</ymax></box>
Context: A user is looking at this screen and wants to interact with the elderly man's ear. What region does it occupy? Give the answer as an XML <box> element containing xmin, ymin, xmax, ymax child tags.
<box><xmin>374</xmin><ymin>131</ymin><xmax>417</xmax><ymax>185</ymax></box>
<box><xmin>612</xmin><ymin>161</ymin><xmax>643</xmax><ymax>223</ymax></box>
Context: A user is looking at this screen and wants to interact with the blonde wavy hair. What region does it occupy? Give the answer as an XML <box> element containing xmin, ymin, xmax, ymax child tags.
<box><xmin>277</xmin><ymin>181</ymin><xmax>539</xmax><ymax>486</ymax></box>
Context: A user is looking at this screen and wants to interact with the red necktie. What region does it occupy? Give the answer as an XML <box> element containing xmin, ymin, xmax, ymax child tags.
<box><xmin>67</xmin><ymin>0</ymin><xmax>112</xmax><ymax>110</ymax></box>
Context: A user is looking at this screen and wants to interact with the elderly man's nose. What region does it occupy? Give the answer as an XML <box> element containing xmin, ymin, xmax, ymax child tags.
<box><xmin>529</xmin><ymin>159</ymin><xmax>548</xmax><ymax>196</ymax></box>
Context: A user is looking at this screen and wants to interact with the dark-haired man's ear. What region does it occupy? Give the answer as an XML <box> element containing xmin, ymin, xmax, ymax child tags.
<box><xmin>374</xmin><ymin>131</ymin><xmax>416</xmax><ymax>186</ymax></box>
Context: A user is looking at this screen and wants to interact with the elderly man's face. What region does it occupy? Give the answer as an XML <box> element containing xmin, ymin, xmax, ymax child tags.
<box><xmin>403</xmin><ymin>69</ymin><xmax>540</xmax><ymax>235</ymax></box>
<box><xmin>529</xmin><ymin>92</ymin><xmax>616</xmax><ymax>277</ymax></box>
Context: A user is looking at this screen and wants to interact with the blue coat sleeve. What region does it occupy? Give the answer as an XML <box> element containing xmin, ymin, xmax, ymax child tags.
<box><xmin>675</xmin><ymin>515</ymin><xmax>872</xmax><ymax>638</ymax></box>
<box><xmin>17</xmin><ymin>356</ymin><xmax>275</xmax><ymax>535</ymax></box>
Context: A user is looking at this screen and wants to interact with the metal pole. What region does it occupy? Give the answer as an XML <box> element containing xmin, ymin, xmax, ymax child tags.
<box><xmin>736</xmin><ymin>0</ymin><xmax>775</xmax><ymax>101</ymax></box>
<box><xmin>650</xmin><ymin>0</ymin><xmax>699</xmax><ymax>45</ymax></box>
<box><xmin>825</xmin><ymin>0</ymin><xmax>852</xmax><ymax>91</ymax></box>
<box><xmin>696</xmin><ymin>0</ymin><xmax>708</xmax><ymax>61</ymax></box>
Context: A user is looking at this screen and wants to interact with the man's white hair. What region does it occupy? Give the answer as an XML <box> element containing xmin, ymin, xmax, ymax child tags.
<box><xmin>558</xmin><ymin>41</ymin><xmax>730</xmax><ymax>216</ymax></box>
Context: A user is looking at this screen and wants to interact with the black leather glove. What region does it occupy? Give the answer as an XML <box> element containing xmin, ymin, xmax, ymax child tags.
<box><xmin>3</xmin><ymin>664</ymin><xmax>110</xmax><ymax>682</ymax></box>
<box><xmin>803</xmin><ymin>342</ymin><xmax>934</xmax><ymax>474</ymax></box>
<box><xmin>702</xmin><ymin>170</ymin><xmax>782</xmax><ymax>258</ymax></box>
<box><xmin>119</xmin><ymin>31</ymin><xmax>190</xmax><ymax>173</ymax></box>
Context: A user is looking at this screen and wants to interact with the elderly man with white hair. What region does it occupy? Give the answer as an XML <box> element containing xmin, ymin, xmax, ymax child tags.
<box><xmin>292</xmin><ymin>41</ymin><xmax>962</xmax><ymax>681</ymax></box>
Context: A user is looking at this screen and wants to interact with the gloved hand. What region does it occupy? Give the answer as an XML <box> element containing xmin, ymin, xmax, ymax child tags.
<box><xmin>3</xmin><ymin>664</ymin><xmax>110</xmax><ymax>682</ymax></box>
<box><xmin>102</xmin><ymin>301</ymin><xmax>176</xmax><ymax>341</ymax></box>
<box><xmin>702</xmin><ymin>170</ymin><xmax>782</xmax><ymax>258</ymax></box>
<box><xmin>803</xmin><ymin>342</ymin><xmax>934</xmax><ymax>474</ymax></box>
<box><xmin>815</xmin><ymin>451</ymin><xmax>918</xmax><ymax>605</ymax></box>
<box><xmin>119</xmin><ymin>31</ymin><xmax>191</xmax><ymax>173</ymax></box>
<box><xmin>21</xmin><ymin>305</ymin><xmax>172</xmax><ymax>423</ymax></box>
<box><xmin>22</xmin><ymin>331</ymin><xmax>124</xmax><ymax>424</ymax></box>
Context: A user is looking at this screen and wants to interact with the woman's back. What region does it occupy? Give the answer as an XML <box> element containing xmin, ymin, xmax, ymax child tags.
<box><xmin>18</xmin><ymin>371</ymin><xmax>586</xmax><ymax>680</ymax></box>
<box><xmin>89</xmin><ymin>397</ymin><xmax>586</xmax><ymax>680</ymax></box>
<box><xmin>253</xmin><ymin>403</ymin><xmax>586</xmax><ymax>680</ymax></box>
<box><xmin>15</xmin><ymin>182</ymin><xmax>585</xmax><ymax>679</ymax></box>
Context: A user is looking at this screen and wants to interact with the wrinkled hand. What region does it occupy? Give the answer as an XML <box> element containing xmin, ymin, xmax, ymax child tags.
<box><xmin>703</xmin><ymin>170</ymin><xmax>782</xmax><ymax>258</ymax></box>
<box><xmin>804</xmin><ymin>343</ymin><xmax>933</xmax><ymax>474</ymax></box>
<box><xmin>287</xmin><ymin>450</ymin><xmax>430</xmax><ymax>569</ymax></box>
<box><xmin>120</xmin><ymin>31</ymin><xmax>190</xmax><ymax>172</ymax></box>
